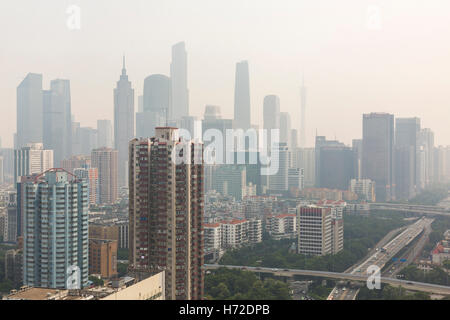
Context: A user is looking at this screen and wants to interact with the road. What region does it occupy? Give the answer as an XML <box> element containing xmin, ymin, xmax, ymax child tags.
<box><xmin>370</xmin><ymin>203</ymin><xmax>450</xmax><ymax>216</ymax></box>
<box><xmin>204</xmin><ymin>264</ymin><xmax>450</xmax><ymax>296</ymax></box>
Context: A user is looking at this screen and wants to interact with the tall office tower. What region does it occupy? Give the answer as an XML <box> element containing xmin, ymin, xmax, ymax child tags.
<box><xmin>267</xmin><ymin>143</ymin><xmax>289</xmax><ymax>193</ymax></box>
<box><xmin>0</xmin><ymin>156</ymin><xmax>4</xmax><ymax>185</ymax></box>
<box><xmin>279</xmin><ymin>112</ymin><xmax>292</xmax><ymax>147</ymax></box>
<box><xmin>352</xmin><ymin>139</ymin><xmax>363</xmax><ymax>180</ymax></box>
<box><xmin>97</xmin><ymin>119</ymin><xmax>113</xmax><ymax>148</ymax></box>
<box><xmin>136</xmin><ymin>74</ymin><xmax>171</xmax><ymax>138</ymax></box>
<box><xmin>263</xmin><ymin>95</ymin><xmax>281</xmax><ymax>132</ymax></box>
<box><xmin>14</xmin><ymin>143</ymin><xmax>53</xmax><ymax>184</ymax></box>
<box><xmin>43</xmin><ymin>79</ymin><xmax>72</xmax><ymax>166</ymax></box>
<box><xmin>73</xmin><ymin>167</ymin><xmax>98</xmax><ymax>205</ymax></box>
<box><xmin>318</xmin><ymin>145</ymin><xmax>354</xmax><ymax>190</ymax></box>
<box><xmin>72</xmin><ymin>121</ymin><xmax>98</xmax><ymax>156</ymax></box>
<box><xmin>233</xmin><ymin>61</ymin><xmax>251</xmax><ymax>130</ymax></box>
<box><xmin>21</xmin><ymin>169</ymin><xmax>89</xmax><ymax>289</ymax></box>
<box><xmin>180</xmin><ymin>116</ymin><xmax>201</xmax><ymax>139</ymax></box>
<box><xmin>362</xmin><ymin>113</ymin><xmax>395</xmax><ymax>202</ymax></box>
<box><xmin>138</xmin><ymin>95</ymin><xmax>144</xmax><ymax>112</ymax></box>
<box><xmin>295</xmin><ymin>148</ymin><xmax>315</xmax><ymax>187</ymax></box>
<box><xmin>129</xmin><ymin>127</ymin><xmax>204</xmax><ymax>300</ymax></box>
<box><xmin>300</xmin><ymin>77</ymin><xmax>307</xmax><ymax>148</ymax></box>
<box><xmin>170</xmin><ymin>42</ymin><xmax>189</xmax><ymax>122</ymax></box>
<box><xmin>296</xmin><ymin>205</ymin><xmax>332</xmax><ymax>256</ymax></box>
<box><xmin>419</xmin><ymin>128</ymin><xmax>434</xmax><ymax>187</ymax></box>
<box><xmin>91</xmin><ymin>148</ymin><xmax>118</xmax><ymax>204</ymax></box>
<box><xmin>395</xmin><ymin>117</ymin><xmax>420</xmax><ymax>200</ymax></box>
<box><xmin>0</xmin><ymin>148</ymin><xmax>15</xmax><ymax>183</ymax></box>
<box><xmin>288</xmin><ymin>167</ymin><xmax>304</xmax><ymax>191</ymax></box>
<box><xmin>17</xmin><ymin>73</ymin><xmax>43</xmax><ymax>149</ymax></box>
<box><xmin>212</xmin><ymin>165</ymin><xmax>247</xmax><ymax>200</ymax></box>
<box><xmin>202</xmin><ymin>105</ymin><xmax>233</xmax><ymax>163</ymax></box>
<box><xmin>114</xmin><ymin>56</ymin><xmax>135</xmax><ymax>187</ymax></box>
<box><xmin>290</xmin><ymin>129</ymin><xmax>298</xmax><ymax>151</ymax></box>
<box><xmin>314</xmin><ymin>136</ymin><xmax>346</xmax><ymax>188</ymax></box>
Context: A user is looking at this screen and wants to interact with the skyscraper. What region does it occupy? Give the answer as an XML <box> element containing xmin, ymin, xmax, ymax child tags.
<box><xmin>14</xmin><ymin>143</ymin><xmax>53</xmax><ymax>184</ymax></box>
<box><xmin>395</xmin><ymin>117</ymin><xmax>420</xmax><ymax>200</ymax></box>
<box><xmin>170</xmin><ymin>42</ymin><xmax>189</xmax><ymax>122</ymax></box>
<box><xmin>21</xmin><ymin>169</ymin><xmax>89</xmax><ymax>289</ymax></box>
<box><xmin>233</xmin><ymin>61</ymin><xmax>251</xmax><ymax>130</ymax></box>
<box><xmin>129</xmin><ymin>127</ymin><xmax>204</xmax><ymax>300</ymax></box>
<box><xmin>97</xmin><ymin>119</ymin><xmax>113</xmax><ymax>148</ymax></box>
<box><xmin>297</xmin><ymin>205</ymin><xmax>332</xmax><ymax>256</ymax></box>
<box><xmin>318</xmin><ymin>145</ymin><xmax>354</xmax><ymax>190</ymax></box>
<box><xmin>263</xmin><ymin>95</ymin><xmax>280</xmax><ymax>132</ymax></box>
<box><xmin>17</xmin><ymin>73</ymin><xmax>43</xmax><ymax>149</ymax></box>
<box><xmin>43</xmin><ymin>79</ymin><xmax>72</xmax><ymax>166</ymax></box>
<box><xmin>279</xmin><ymin>112</ymin><xmax>292</xmax><ymax>147</ymax></box>
<box><xmin>362</xmin><ymin>113</ymin><xmax>395</xmax><ymax>202</ymax></box>
<box><xmin>114</xmin><ymin>56</ymin><xmax>135</xmax><ymax>187</ymax></box>
<box><xmin>91</xmin><ymin>148</ymin><xmax>118</xmax><ymax>205</ymax></box>
<box><xmin>300</xmin><ymin>77</ymin><xmax>307</xmax><ymax>148</ymax></box>
<box><xmin>136</xmin><ymin>74</ymin><xmax>170</xmax><ymax>138</ymax></box>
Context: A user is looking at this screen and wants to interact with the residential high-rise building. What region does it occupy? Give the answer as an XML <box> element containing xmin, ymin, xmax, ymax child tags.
<box><xmin>21</xmin><ymin>169</ymin><xmax>89</xmax><ymax>289</ymax></box>
<box><xmin>362</xmin><ymin>113</ymin><xmax>395</xmax><ymax>202</ymax></box>
<box><xmin>114</xmin><ymin>56</ymin><xmax>135</xmax><ymax>187</ymax></box>
<box><xmin>14</xmin><ymin>143</ymin><xmax>53</xmax><ymax>184</ymax></box>
<box><xmin>17</xmin><ymin>73</ymin><xmax>43</xmax><ymax>149</ymax></box>
<box><xmin>129</xmin><ymin>127</ymin><xmax>204</xmax><ymax>300</ymax></box>
<box><xmin>61</xmin><ymin>155</ymin><xmax>91</xmax><ymax>173</ymax></box>
<box><xmin>73</xmin><ymin>167</ymin><xmax>99</xmax><ymax>205</ymax></box>
<box><xmin>233</xmin><ymin>61</ymin><xmax>251</xmax><ymax>130</ymax></box>
<box><xmin>350</xmin><ymin>179</ymin><xmax>376</xmax><ymax>202</ymax></box>
<box><xmin>91</xmin><ymin>148</ymin><xmax>118</xmax><ymax>205</ymax></box>
<box><xmin>170</xmin><ymin>42</ymin><xmax>189</xmax><ymax>122</ymax></box>
<box><xmin>395</xmin><ymin>117</ymin><xmax>420</xmax><ymax>200</ymax></box>
<box><xmin>297</xmin><ymin>205</ymin><xmax>332</xmax><ymax>256</ymax></box>
<box><xmin>97</xmin><ymin>119</ymin><xmax>113</xmax><ymax>148</ymax></box>
<box><xmin>43</xmin><ymin>79</ymin><xmax>72</xmax><ymax>166</ymax></box>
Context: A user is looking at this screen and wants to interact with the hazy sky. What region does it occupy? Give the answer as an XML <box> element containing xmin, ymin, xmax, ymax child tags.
<box><xmin>2</xmin><ymin>0</ymin><xmax>450</xmax><ymax>148</ymax></box>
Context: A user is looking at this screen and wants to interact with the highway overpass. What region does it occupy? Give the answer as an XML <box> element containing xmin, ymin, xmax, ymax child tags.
<box><xmin>370</xmin><ymin>203</ymin><xmax>450</xmax><ymax>216</ymax></box>
<box><xmin>204</xmin><ymin>264</ymin><xmax>450</xmax><ymax>296</ymax></box>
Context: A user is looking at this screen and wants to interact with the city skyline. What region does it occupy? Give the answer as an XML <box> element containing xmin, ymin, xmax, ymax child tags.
<box><xmin>3</xmin><ymin>1</ymin><xmax>450</xmax><ymax>148</ymax></box>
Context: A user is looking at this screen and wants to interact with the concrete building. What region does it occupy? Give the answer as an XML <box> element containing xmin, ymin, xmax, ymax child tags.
<box><xmin>89</xmin><ymin>239</ymin><xmax>118</xmax><ymax>279</ymax></box>
<box><xmin>204</xmin><ymin>223</ymin><xmax>222</xmax><ymax>254</ymax></box>
<box><xmin>5</xmin><ymin>249</ymin><xmax>23</xmax><ymax>288</ymax></box>
<box><xmin>362</xmin><ymin>113</ymin><xmax>395</xmax><ymax>202</ymax></box>
<box><xmin>21</xmin><ymin>169</ymin><xmax>89</xmax><ymax>289</ymax></box>
<box><xmin>17</xmin><ymin>73</ymin><xmax>43</xmax><ymax>149</ymax></box>
<box><xmin>395</xmin><ymin>117</ymin><xmax>420</xmax><ymax>200</ymax></box>
<box><xmin>350</xmin><ymin>179</ymin><xmax>376</xmax><ymax>202</ymax></box>
<box><xmin>114</xmin><ymin>56</ymin><xmax>135</xmax><ymax>187</ymax></box>
<box><xmin>42</xmin><ymin>79</ymin><xmax>72</xmax><ymax>166</ymax></box>
<box><xmin>267</xmin><ymin>213</ymin><xmax>297</xmax><ymax>240</ymax></box>
<box><xmin>128</xmin><ymin>127</ymin><xmax>204</xmax><ymax>300</ymax></box>
<box><xmin>212</xmin><ymin>165</ymin><xmax>246</xmax><ymax>201</ymax></box>
<box><xmin>73</xmin><ymin>167</ymin><xmax>98</xmax><ymax>205</ymax></box>
<box><xmin>296</xmin><ymin>206</ymin><xmax>332</xmax><ymax>256</ymax></box>
<box><xmin>14</xmin><ymin>143</ymin><xmax>53</xmax><ymax>184</ymax></box>
<box><xmin>288</xmin><ymin>167</ymin><xmax>304</xmax><ymax>191</ymax></box>
<box><xmin>268</xmin><ymin>143</ymin><xmax>289</xmax><ymax>193</ymax></box>
<box><xmin>91</xmin><ymin>148</ymin><xmax>118</xmax><ymax>205</ymax></box>
<box><xmin>97</xmin><ymin>119</ymin><xmax>113</xmax><ymax>149</ymax></box>
<box><xmin>318</xmin><ymin>145</ymin><xmax>354</xmax><ymax>190</ymax></box>
<box><xmin>61</xmin><ymin>155</ymin><xmax>91</xmax><ymax>174</ymax></box>
<box><xmin>233</xmin><ymin>61</ymin><xmax>251</xmax><ymax>131</ymax></box>
<box><xmin>170</xmin><ymin>42</ymin><xmax>189</xmax><ymax>122</ymax></box>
